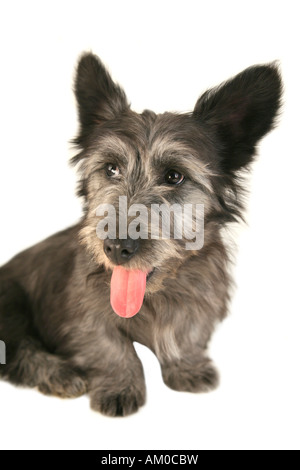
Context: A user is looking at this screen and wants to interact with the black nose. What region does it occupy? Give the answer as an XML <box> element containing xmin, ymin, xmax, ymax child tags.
<box><xmin>103</xmin><ymin>238</ymin><xmax>139</xmax><ymax>265</ymax></box>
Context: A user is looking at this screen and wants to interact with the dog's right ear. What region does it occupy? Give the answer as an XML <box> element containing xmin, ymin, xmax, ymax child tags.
<box><xmin>74</xmin><ymin>52</ymin><xmax>129</xmax><ymax>144</ymax></box>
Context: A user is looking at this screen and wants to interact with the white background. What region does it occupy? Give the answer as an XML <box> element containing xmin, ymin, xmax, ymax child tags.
<box><xmin>0</xmin><ymin>0</ymin><xmax>299</xmax><ymax>451</ymax></box>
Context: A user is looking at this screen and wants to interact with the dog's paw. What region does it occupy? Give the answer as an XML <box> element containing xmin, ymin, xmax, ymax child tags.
<box><xmin>38</xmin><ymin>366</ymin><xmax>87</xmax><ymax>399</ymax></box>
<box><xmin>90</xmin><ymin>385</ymin><xmax>146</xmax><ymax>417</ymax></box>
<box><xmin>161</xmin><ymin>358</ymin><xmax>219</xmax><ymax>393</ymax></box>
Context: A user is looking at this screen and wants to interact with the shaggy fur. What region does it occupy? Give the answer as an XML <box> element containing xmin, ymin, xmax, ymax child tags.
<box><xmin>0</xmin><ymin>53</ymin><xmax>282</xmax><ymax>416</ymax></box>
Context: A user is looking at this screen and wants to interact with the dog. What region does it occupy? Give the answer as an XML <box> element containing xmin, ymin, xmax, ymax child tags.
<box><xmin>0</xmin><ymin>53</ymin><xmax>282</xmax><ymax>416</ymax></box>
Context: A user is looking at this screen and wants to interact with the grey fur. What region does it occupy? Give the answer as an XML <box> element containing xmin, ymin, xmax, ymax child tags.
<box><xmin>0</xmin><ymin>53</ymin><xmax>282</xmax><ymax>416</ymax></box>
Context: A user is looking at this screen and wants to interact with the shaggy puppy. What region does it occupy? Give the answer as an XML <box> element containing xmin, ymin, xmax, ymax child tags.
<box><xmin>0</xmin><ymin>54</ymin><xmax>282</xmax><ymax>416</ymax></box>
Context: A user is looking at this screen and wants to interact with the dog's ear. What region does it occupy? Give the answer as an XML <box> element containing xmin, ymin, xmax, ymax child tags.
<box><xmin>193</xmin><ymin>64</ymin><xmax>282</xmax><ymax>173</ymax></box>
<box><xmin>74</xmin><ymin>52</ymin><xmax>129</xmax><ymax>141</ymax></box>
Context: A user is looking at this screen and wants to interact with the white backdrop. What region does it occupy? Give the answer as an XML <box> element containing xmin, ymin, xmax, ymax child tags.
<box><xmin>0</xmin><ymin>0</ymin><xmax>299</xmax><ymax>451</ymax></box>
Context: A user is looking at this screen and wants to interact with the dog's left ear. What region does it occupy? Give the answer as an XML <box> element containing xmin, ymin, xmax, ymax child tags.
<box><xmin>193</xmin><ymin>64</ymin><xmax>282</xmax><ymax>173</ymax></box>
<box><xmin>74</xmin><ymin>52</ymin><xmax>129</xmax><ymax>144</ymax></box>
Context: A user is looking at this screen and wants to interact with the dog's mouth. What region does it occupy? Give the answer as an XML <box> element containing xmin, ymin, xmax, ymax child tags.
<box><xmin>110</xmin><ymin>266</ymin><xmax>155</xmax><ymax>318</ymax></box>
<box><xmin>146</xmin><ymin>268</ymin><xmax>155</xmax><ymax>282</ymax></box>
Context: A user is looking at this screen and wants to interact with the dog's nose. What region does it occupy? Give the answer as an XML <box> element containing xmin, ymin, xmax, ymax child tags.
<box><xmin>103</xmin><ymin>238</ymin><xmax>139</xmax><ymax>265</ymax></box>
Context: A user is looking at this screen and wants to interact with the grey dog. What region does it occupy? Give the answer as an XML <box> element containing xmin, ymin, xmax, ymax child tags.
<box><xmin>0</xmin><ymin>53</ymin><xmax>282</xmax><ymax>416</ymax></box>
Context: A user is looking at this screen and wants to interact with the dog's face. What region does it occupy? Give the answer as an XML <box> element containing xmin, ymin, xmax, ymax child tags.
<box><xmin>76</xmin><ymin>109</ymin><xmax>217</xmax><ymax>294</ymax></box>
<box><xmin>73</xmin><ymin>53</ymin><xmax>281</xmax><ymax>311</ymax></box>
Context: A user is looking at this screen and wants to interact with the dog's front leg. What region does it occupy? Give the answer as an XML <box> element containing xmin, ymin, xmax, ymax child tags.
<box><xmin>151</xmin><ymin>311</ymin><xmax>220</xmax><ymax>394</ymax></box>
<box><xmin>86</xmin><ymin>334</ymin><xmax>146</xmax><ymax>417</ymax></box>
<box><xmin>160</xmin><ymin>351</ymin><xmax>219</xmax><ymax>394</ymax></box>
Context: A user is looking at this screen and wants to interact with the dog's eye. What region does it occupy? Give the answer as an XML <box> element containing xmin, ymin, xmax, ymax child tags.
<box><xmin>106</xmin><ymin>163</ymin><xmax>120</xmax><ymax>178</ymax></box>
<box><xmin>164</xmin><ymin>170</ymin><xmax>185</xmax><ymax>186</ymax></box>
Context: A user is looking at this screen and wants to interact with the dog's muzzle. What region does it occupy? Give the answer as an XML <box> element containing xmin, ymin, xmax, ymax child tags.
<box><xmin>104</xmin><ymin>238</ymin><xmax>139</xmax><ymax>265</ymax></box>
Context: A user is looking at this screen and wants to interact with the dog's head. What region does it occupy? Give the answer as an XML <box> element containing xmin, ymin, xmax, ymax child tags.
<box><xmin>72</xmin><ymin>52</ymin><xmax>282</xmax><ymax>316</ymax></box>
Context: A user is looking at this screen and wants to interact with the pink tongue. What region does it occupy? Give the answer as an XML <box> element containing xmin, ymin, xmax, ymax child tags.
<box><xmin>110</xmin><ymin>266</ymin><xmax>147</xmax><ymax>318</ymax></box>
